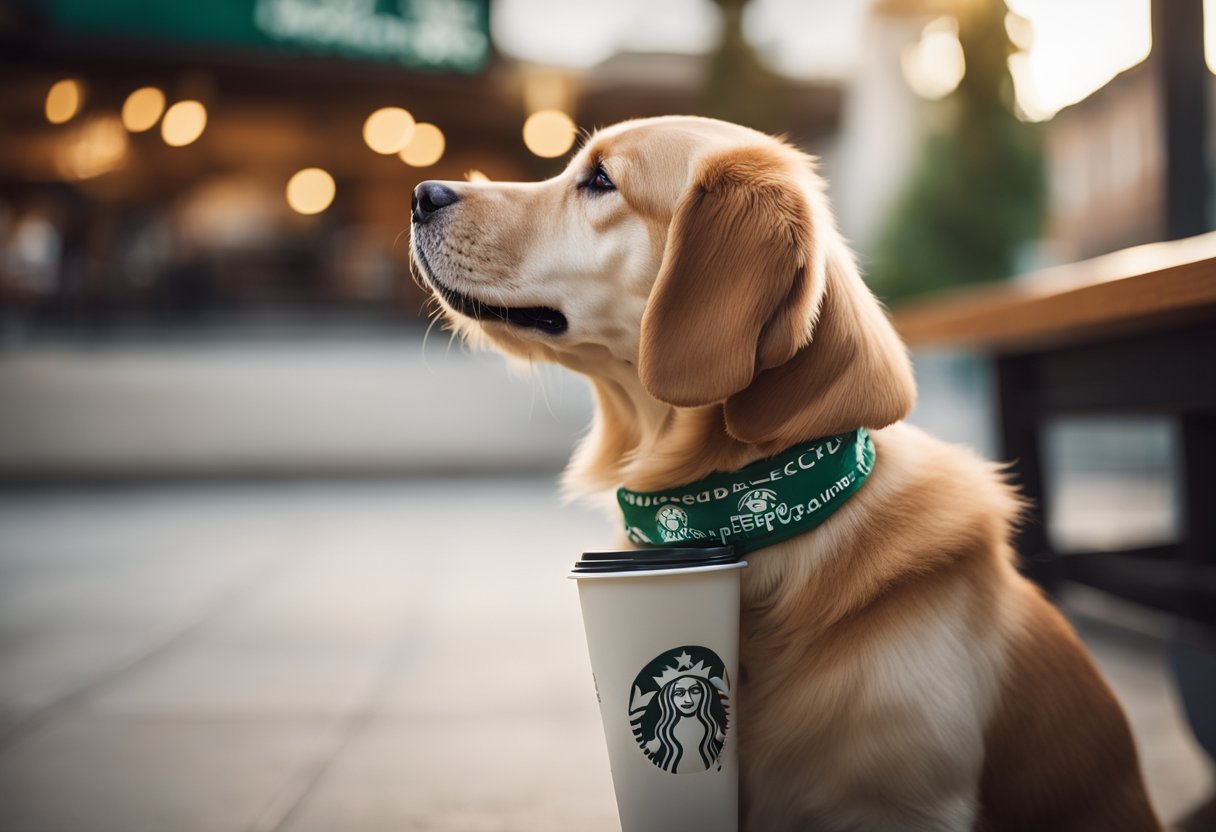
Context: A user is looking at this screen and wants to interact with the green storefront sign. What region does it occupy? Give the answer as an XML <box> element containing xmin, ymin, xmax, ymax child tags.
<box><xmin>45</xmin><ymin>0</ymin><xmax>490</xmax><ymax>73</ymax></box>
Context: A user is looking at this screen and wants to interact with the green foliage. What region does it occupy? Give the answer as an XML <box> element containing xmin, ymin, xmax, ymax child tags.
<box><xmin>869</xmin><ymin>0</ymin><xmax>1045</xmax><ymax>303</ymax></box>
<box><xmin>702</xmin><ymin>0</ymin><xmax>784</xmax><ymax>132</ymax></box>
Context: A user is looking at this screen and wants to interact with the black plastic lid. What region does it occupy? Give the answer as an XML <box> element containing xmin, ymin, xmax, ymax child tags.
<box><xmin>572</xmin><ymin>545</ymin><xmax>738</xmax><ymax>574</ymax></box>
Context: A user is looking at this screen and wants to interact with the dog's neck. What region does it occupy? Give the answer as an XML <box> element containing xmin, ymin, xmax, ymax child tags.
<box><xmin>559</xmin><ymin>234</ymin><xmax>916</xmax><ymax>513</ymax></box>
<box><xmin>560</xmin><ymin>364</ymin><xmax>763</xmax><ymax>508</ymax></box>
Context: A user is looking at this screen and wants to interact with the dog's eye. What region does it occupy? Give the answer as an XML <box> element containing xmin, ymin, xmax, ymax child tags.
<box><xmin>583</xmin><ymin>164</ymin><xmax>615</xmax><ymax>192</ymax></box>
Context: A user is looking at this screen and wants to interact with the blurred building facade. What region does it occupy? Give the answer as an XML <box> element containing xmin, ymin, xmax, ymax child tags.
<box><xmin>1045</xmin><ymin>64</ymin><xmax>1164</xmax><ymax>263</ymax></box>
<box><xmin>830</xmin><ymin>0</ymin><xmax>955</xmax><ymax>256</ymax></box>
<box><xmin>3</xmin><ymin>0</ymin><xmax>1215</xmax><ymax>337</ymax></box>
<box><xmin>1042</xmin><ymin>1</ymin><xmax>1216</xmax><ymax>265</ymax></box>
<box><xmin>0</xmin><ymin>0</ymin><xmax>519</xmax><ymax>332</ymax></box>
<box><xmin>0</xmin><ymin>0</ymin><xmax>846</xmax><ymax>338</ymax></box>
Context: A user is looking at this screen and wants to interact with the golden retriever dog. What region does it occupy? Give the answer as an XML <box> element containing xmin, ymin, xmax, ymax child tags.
<box><xmin>410</xmin><ymin>116</ymin><xmax>1160</xmax><ymax>831</ymax></box>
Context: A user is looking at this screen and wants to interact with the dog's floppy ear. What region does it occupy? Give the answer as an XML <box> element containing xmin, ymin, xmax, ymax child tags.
<box><xmin>723</xmin><ymin>233</ymin><xmax>917</xmax><ymax>445</ymax></box>
<box><xmin>638</xmin><ymin>144</ymin><xmax>821</xmax><ymax>408</ymax></box>
<box><xmin>639</xmin><ymin>140</ymin><xmax>915</xmax><ymax>444</ymax></box>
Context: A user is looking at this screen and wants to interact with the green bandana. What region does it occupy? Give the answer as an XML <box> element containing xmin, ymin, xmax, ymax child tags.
<box><xmin>618</xmin><ymin>428</ymin><xmax>875</xmax><ymax>555</ymax></box>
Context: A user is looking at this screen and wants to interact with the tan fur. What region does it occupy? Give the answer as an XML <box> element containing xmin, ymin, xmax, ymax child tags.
<box><xmin>411</xmin><ymin>116</ymin><xmax>1160</xmax><ymax>831</ymax></box>
<box><xmin>978</xmin><ymin>587</ymin><xmax>1162</xmax><ymax>832</ymax></box>
<box><xmin>639</xmin><ymin>144</ymin><xmax>823</xmax><ymax>407</ymax></box>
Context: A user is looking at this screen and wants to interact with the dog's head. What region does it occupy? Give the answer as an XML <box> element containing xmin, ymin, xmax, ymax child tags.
<box><xmin>410</xmin><ymin>115</ymin><xmax>914</xmax><ymax>446</ymax></box>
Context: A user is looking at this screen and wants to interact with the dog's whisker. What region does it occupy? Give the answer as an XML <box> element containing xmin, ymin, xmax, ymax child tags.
<box><xmin>533</xmin><ymin>361</ymin><xmax>558</xmax><ymax>423</ymax></box>
<box><xmin>419</xmin><ymin>310</ymin><xmax>446</xmax><ymax>375</ymax></box>
<box><xmin>574</xmin><ymin>125</ymin><xmax>594</xmax><ymax>152</ymax></box>
<box><xmin>407</xmin><ymin>257</ymin><xmax>429</xmax><ymax>294</ymax></box>
<box><xmin>526</xmin><ymin>361</ymin><xmax>538</xmax><ymax>425</ymax></box>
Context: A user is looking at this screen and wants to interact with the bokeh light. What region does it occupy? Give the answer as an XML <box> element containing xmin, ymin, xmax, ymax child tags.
<box><xmin>363</xmin><ymin>107</ymin><xmax>415</xmax><ymax>155</ymax></box>
<box><xmin>1006</xmin><ymin>0</ymin><xmax>1151</xmax><ymax>121</ymax></box>
<box><xmin>61</xmin><ymin>115</ymin><xmax>129</xmax><ymax>179</ymax></box>
<box><xmin>161</xmin><ymin>100</ymin><xmax>207</xmax><ymax>147</ymax></box>
<box><xmin>466</xmin><ymin>169</ymin><xmax>490</xmax><ymax>182</ymax></box>
<box><xmin>493</xmin><ymin>0</ymin><xmax>719</xmax><ymax>68</ymax></box>
<box><xmin>399</xmin><ymin>123</ymin><xmax>445</xmax><ymax>167</ymax></box>
<box><xmin>285</xmin><ymin>167</ymin><xmax>336</xmax><ymax>215</ymax></box>
<box><xmin>901</xmin><ymin>17</ymin><xmax>966</xmax><ymax>101</ymax></box>
<box><xmin>45</xmin><ymin>78</ymin><xmax>83</xmax><ymax>124</ymax></box>
<box><xmin>1208</xmin><ymin>0</ymin><xmax>1216</xmax><ymax>74</ymax></box>
<box><xmin>1004</xmin><ymin>11</ymin><xmax>1034</xmax><ymax>52</ymax></box>
<box><xmin>121</xmin><ymin>87</ymin><xmax>166</xmax><ymax>133</ymax></box>
<box><xmin>523</xmin><ymin>109</ymin><xmax>576</xmax><ymax>158</ymax></box>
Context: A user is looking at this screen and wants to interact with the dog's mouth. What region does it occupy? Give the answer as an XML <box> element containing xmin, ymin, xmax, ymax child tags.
<box><xmin>432</xmin><ymin>279</ymin><xmax>569</xmax><ymax>335</ymax></box>
<box><xmin>414</xmin><ymin>246</ymin><xmax>568</xmax><ymax>336</ymax></box>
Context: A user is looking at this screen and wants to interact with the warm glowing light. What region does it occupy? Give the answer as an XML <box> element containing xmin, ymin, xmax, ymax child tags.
<box><xmin>1005</xmin><ymin>12</ymin><xmax>1034</xmax><ymax>52</ymax></box>
<box><xmin>121</xmin><ymin>87</ymin><xmax>166</xmax><ymax>133</ymax></box>
<box><xmin>523</xmin><ymin>109</ymin><xmax>576</xmax><ymax>158</ymax></box>
<box><xmin>161</xmin><ymin>100</ymin><xmax>207</xmax><ymax>147</ymax></box>
<box><xmin>466</xmin><ymin>169</ymin><xmax>490</xmax><ymax>182</ymax></box>
<box><xmin>901</xmin><ymin>17</ymin><xmax>966</xmax><ymax>101</ymax></box>
<box><xmin>522</xmin><ymin>69</ymin><xmax>572</xmax><ymax>115</ymax></box>
<box><xmin>363</xmin><ymin>107</ymin><xmax>415</xmax><ymax>154</ymax></box>
<box><xmin>1205</xmin><ymin>0</ymin><xmax>1216</xmax><ymax>74</ymax></box>
<box><xmin>1006</xmin><ymin>0</ymin><xmax>1151</xmax><ymax>121</ymax></box>
<box><xmin>399</xmin><ymin>123</ymin><xmax>445</xmax><ymax>167</ymax></box>
<box><xmin>286</xmin><ymin>168</ymin><xmax>336</xmax><ymax>215</ymax></box>
<box><xmin>62</xmin><ymin>115</ymin><xmax>128</xmax><ymax>179</ymax></box>
<box><xmin>45</xmin><ymin>79</ymin><xmax>83</xmax><ymax>124</ymax></box>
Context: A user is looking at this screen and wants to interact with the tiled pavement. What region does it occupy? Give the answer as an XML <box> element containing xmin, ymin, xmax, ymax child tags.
<box><xmin>0</xmin><ymin>478</ymin><xmax>1210</xmax><ymax>831</ymax></box>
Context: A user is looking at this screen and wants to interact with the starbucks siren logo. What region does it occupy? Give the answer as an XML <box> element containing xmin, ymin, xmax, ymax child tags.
<box><xmin>738</xmin><ymin>488</ymin><xmax>778</xmax><ymax>514</ymax></box>
<box><xmin>656</xmin><ymin>505</ymin><xmax>689</xmax><ymax>534</ymax></box>
<box><xmin>628</xmin><ymin>645</ymin><xmax>731</xmax><ymax>774</ymax></box>
<box><xmin>654</xmin><ymin>505</ymin><xmax>706</xmax><ymax>542</ymax></box>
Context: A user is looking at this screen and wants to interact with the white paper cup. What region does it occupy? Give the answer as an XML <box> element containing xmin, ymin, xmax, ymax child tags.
<box><xmin>571</xmin><ymin>546</ymin><xmax>746</xmax><ymax>832</ymax></box>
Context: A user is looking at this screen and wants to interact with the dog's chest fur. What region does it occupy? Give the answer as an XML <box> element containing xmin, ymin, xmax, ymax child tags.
<box><xmin>736</xmin><ymin>590</ymin><xmax>1009</xmax><ymax>831</ymax></box>
<box><xmin>728</xmin><ymin>426</ymin><xmax>1019</xmax><ymax>832</ymax></box>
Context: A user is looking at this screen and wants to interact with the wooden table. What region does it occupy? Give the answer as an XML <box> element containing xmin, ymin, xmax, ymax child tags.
<box><xmin>892</xmin><ymin>233</ymin><xmax>1216</xmax><ymax>626</ymax></box>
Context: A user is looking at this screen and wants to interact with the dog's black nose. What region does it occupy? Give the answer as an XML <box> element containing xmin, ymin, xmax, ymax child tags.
<box><xmin>412</xmin><ymin>181</ymin><xmax>459</xmax><ymax>224</ymax></box>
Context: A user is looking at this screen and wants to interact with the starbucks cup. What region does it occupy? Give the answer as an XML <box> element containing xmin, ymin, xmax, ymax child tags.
<box><xmin>570</xmin><ymin>546</ymin><xmax>746</xmax><ymax>832</ymax></box>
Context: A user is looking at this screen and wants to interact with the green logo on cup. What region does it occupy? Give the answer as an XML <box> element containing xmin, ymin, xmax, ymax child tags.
<box><xmin>628</xmin><ymin>646</ymin><xmax>731</xmax><ymax>774</ymax></box>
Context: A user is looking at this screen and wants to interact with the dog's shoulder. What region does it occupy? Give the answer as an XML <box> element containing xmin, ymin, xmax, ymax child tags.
<box><xmin>869</xmin><ymin>422</ymin><xmax>1024</xmax><ymax>544</ymax></box>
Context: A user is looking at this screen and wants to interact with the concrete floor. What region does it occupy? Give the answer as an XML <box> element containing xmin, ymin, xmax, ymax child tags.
<box><xmin>0</xmin><ymin>478</ymin><xmax>1211</xmax><ymax>831</ymax></box>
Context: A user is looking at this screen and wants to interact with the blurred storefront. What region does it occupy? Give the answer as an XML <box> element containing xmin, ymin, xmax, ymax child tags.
<box><xmin>0</xmin><ymin>0</ymin><xmax>842</xmax><ymax>338</ymax></box>
<box><xmin>0</xmin><ymin>0</ymin><xmax>522</xmax><ymax>333</ymax></box>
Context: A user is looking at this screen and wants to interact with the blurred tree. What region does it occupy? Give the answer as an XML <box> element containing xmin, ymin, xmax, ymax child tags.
<box><xmin>868</xmin><ymin>0</ymin><xmax>1044</xmax><ymax>303</ymax></box>
<box><xmin>703</xmin><ymin>0</ymin><xmax>782</xmax><ymax>131</ymax></box>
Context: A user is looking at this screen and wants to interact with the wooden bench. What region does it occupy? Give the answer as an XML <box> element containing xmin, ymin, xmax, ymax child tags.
<box><xmin>892</xmin><ymin>233</ymin><xmax>1216</xmax><ymax>626</ymax></box>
